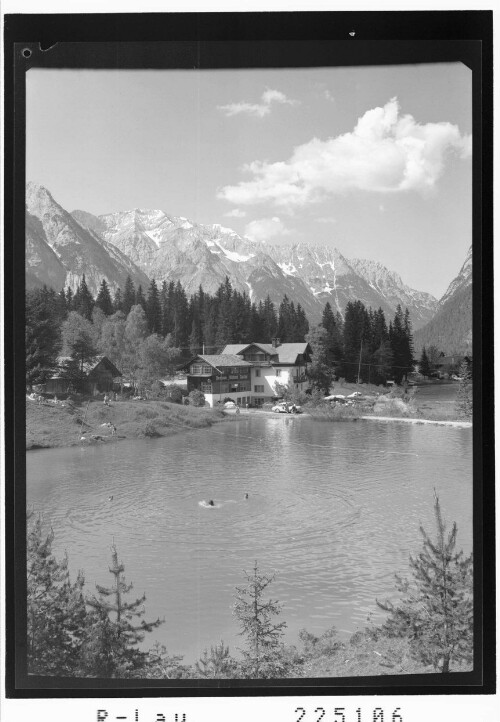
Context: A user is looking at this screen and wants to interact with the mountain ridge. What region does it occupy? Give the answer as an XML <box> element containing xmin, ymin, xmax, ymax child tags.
<box><xmin>26</xmin><ymin>183</ymin><xmax>464</xmax><ymax>334</ymax></box>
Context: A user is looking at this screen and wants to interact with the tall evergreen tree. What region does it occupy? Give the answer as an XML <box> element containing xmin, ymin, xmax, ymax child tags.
<box><xmin>85</xmin><ymin>546</ymin><xmax>163</xmax><ymax>677</ymax></box>
<box><xmin>343</xmin><ymin>300</ymin><xmax>369</xmax><ymax>382</ymax></box>
<box><xmin>146</xmin><ymin>279</ymin><xmax>162</xmax><ymax>334</ymax></box>
<box><xmin>73</xmin><ymin>274</ymin><xmax>95</xmax><ymax>320</ymax></box>
<box><xmin>377</xmin><ymin>495</ymin><xmax>473</xmax><ymax>673</ymax></box>
<box><xmin>60</xmin><ymin>312</ymin><xmax>99</xmax><ymax>392</ymax></box>
<box><xmin>135</xmin><ymin>285</ymin><xmax>147</xmax><ymax>312</ymax></box>
<box><xmin>233</xmin><ymin>561</ymin><xmax>289</xmax><ymax>679</ymax></box>
<box><xmin>419</xmin><ymin>347</ymin><xmax>431</xmax><ymax>378</ymax></box>
<box><xmin>305</xmin><ymin>325</ymin><xmax>335</xmax><ymax>394</ymax></box>
<box><xmin>65</xmin><ymin>286</ymin><xmax>74</xmax><ymax>311</ymax></box>
<box><xmin>122</xmin><ymin>276</ymin><xmax>136</xmax><ymax>316</ymax></box>
<box><xmin>26</xmin><ymin>287</ymin><xmax>62</xmax><ymax>386</ymax></box>
<box><xmin>27</xmin><ymin>513</ymin><xmax>88</xmax><ymax>676</ymax></box>
<box><xmin>113</xmin><ymin>287</ymin><xmax>123</xmax><ymax>313</ymax></box>
<box><xmin>95</xmin><ymin>278</ymin><xmax>114</xmax><ymax>316</ymax></box>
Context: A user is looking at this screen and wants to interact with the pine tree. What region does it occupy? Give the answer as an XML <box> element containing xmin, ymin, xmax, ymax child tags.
<box><xmin>113</xmin><ymin>287</ymin><xmax>123</xmax><ymax>313</ymax></box>
<box><xmin>419</xmin><ymin>347</ymin><xmax>431</xmax><ymax>378</ymax></box>
<box><xmin>27</xmin><ymin>513</ymin><xmax>88</xmax><ymax>675</ymax></box>
<box><xmin>73</xmin><ymin>274</ymin><xmax>95</xmax><ymax>320</ymax></box>
<box><xmin>195</xmin><ymin>641</ymin><xmax>237</xmax><ymax>679</ymax></box>
<box><xmin>60</xmin><ymin>311</ymin><xmax>98</xmax><ymax>392</ymax></box>
<box><xmin>377</xmin><ymin>495</ymin><xmax>473</xmax><ymax>673</ymax></box>
<box><xmin>305</xmin><ymin>325</ymin><xmax>335</xmax><ymax>394</ymax></box>
<box><xmin>26</xmin><ymin>287</ymin><xmax>62</xmax><ymax>386</ymax></box>
<box><xmin>146</xmin><ymin>279</ymin><xmax>162</xmax><ymax>335</ymax></box>
<box><xmin>135</xmin><ymin>285</ymin><xmax>147</xmax><ymax>312</ymax></box>
<box><xmin>85</xmin><ymin>545</ymin><xmax>164</xmax><ymax>677</ymax></box>
<box><xmin>233</xmin><ymin>561</ymin><xmax>289</xmax><ymax>678</ymax></box>
<box><xmin>122</xmin><ymin>276</ymin><xmax>136</xmax><ymax>316</ymax></box>
<box><xmin>95</xmin><ymin>278</ymin><xmax>114</xmax><ymax>316</ymax></box>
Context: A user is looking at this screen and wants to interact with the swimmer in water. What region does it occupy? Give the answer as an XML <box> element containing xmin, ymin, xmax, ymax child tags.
<box><xmin>108</xmin><ymin>495</ymin><xmax>113</xmax><ymax>501</ymax></box>
<box><xmin>244</xmin><ymin>493</ymin><xmax>249</xmax><ymax>499</ymax></box>
<box><xmin>208</xmin><ymin>500</ymin><xmax>215</xmax><ymax>507</ymax></box>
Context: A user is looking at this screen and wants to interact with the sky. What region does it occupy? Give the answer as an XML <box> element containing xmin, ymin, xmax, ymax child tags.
<box><xmin>26</xmin><ymin>63</ymin><xmax>472</xmax><ymax>298</ymax></box>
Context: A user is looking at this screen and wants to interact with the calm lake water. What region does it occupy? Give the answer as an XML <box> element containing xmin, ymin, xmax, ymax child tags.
<box><xmin>27</xmin><ymin>416</ymin><xmax>473</xmax><ymax>664</ymax></box>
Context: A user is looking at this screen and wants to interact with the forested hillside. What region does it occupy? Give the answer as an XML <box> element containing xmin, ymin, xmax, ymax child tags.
<box><xmin>413</xmin><ymin>285</ymin><xmax>472</xmax><ymax>355</ymax></box>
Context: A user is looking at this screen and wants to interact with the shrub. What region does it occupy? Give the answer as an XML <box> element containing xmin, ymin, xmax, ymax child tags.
<box><xmin>188</xmin><ymin>389</ymin><xmax>206</xmax><ymax>407</ymax></box>
<box><xmin>162</xmin><ymin>384</ymin><xmax>184</xmax><ymax>404</ymax></box>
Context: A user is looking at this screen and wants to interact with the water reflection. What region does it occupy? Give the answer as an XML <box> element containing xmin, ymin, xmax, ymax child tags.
<box><xmin>27</xmin><ymin>417</ymin><xmax>472</xmax><ymax>663</ymax></box>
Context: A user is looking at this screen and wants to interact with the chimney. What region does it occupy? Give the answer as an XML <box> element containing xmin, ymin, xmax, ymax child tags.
<box><xmin>271</xmin><ymin>338</ymin><xmax>280</xmax><ymax>348</ymax></box>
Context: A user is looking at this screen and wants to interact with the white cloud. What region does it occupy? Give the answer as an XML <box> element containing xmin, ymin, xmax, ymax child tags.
<box><xmin>224</xmin><ymin>208</ymin><xmax>247</xmax><ymax>218</ymax></box>
<box><xmin>218</xmin><ymin>87</ymin><xmax>299</xmax><ymax>118</ymax></box>
<box><xmin>244</xmin><ymin>216</ymin><xmax>290</xmax><ymax>242</ymax></box>
<box><xmin>316</xmin><ymin>216</ymin><xmax>337</xmax><ymax>224</ymax></box>
<box><xmin>218</xmin><ymin>97</ymin><xmax>472</xmax><ymax>207</ymax></box>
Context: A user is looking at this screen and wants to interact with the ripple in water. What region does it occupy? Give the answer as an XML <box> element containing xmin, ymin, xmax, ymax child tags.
<box><xmin>27</xmin><ymin>417</ymin><xmax>472</xmax><ymax>663</ymax></box>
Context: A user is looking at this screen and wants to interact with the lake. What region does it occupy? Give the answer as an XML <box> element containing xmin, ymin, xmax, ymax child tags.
<box><xmin>26</xmin><ymin>416</ymin><xmax>473</xmax><ymax>665</ymax></box>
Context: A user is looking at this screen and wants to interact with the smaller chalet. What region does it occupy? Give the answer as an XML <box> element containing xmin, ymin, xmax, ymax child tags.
<box><xmin>44</xmin><ymin>356</ymin><xmax>122</xmax><ymax>396</ymax></box>
<box><xmin>179</xmin><ymin>354</ymin><xmax>253</xmax><ymax>408</ymax></box>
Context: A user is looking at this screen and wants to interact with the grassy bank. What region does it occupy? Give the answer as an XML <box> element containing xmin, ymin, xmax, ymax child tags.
<box><xmin>26</xmin><ymin>397</ymin><xmax>227</xmax><ymax>450</ymax></box>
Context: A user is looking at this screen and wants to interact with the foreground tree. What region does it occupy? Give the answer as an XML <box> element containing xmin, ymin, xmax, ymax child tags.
<box><xmin>377</xmin><ymin>495</ymin><xmax>473</xmax><ymax>673</ymax></box>
<box><xmin>233</xmin><ymin>561</ymin><xmax>290</xmax><ymax>678</ymax></box>
<box><xmin>27</xmin><ymin>513</ymin><xmax>88</xmax><ymax>675</ymax></box>
<box><xmin>419</xmin><ymin>346</ymin><xmax>431</xmax><ymax>379</ymax></box>
<box><xmin>26</xmin><ymin>287</ymin><xmax>62</xmax><ymax>387</ymax></box>
<box><xmin>85</xmin><ymin>545</ymin><xmax>164</xmax><ymax>677</ymax></box>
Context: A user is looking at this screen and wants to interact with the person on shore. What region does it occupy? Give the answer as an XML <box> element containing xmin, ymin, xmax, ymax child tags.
<box><xmin>103</xmin><ymin>394</ymin><xmax>110</xmax><ymax>406</ymax></box>
<box><xmin>235</xmin><ymin>405</ymin><xmax>240</xmax><ymax>415</ymax></box>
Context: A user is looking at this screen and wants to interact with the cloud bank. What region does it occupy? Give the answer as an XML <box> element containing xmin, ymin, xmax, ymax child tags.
<box><xmin>218</xmin><ymin>98</ymin><xmax>472</xmax><ymax>207</ymax></box>
<box><xmin>218</xmin><ymin>88</ymin><xmax>299</xmax><ymax>118</ymax></box>
<box><xmin>244</xmin><ymin>217</ymin><xmax>289</xmax><ymax>242</ymax></box>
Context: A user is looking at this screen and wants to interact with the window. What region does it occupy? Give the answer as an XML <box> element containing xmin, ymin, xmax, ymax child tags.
<box><xmin>255</xmin><ymin>368</ymin><xmax>261</xmax><ymax>377</ymax></box>
<box><xmin>254</xmin><ymin>385</ymin><xmax>264</xmax><ymax>393</ymax></box>
<box><xmin>202</xmin><ymin>365</ymin><xmax>212</xmax><ymax>374</ymax></box>
<box><xmin>191</xmin><ymin>364</ymin><xmax>202</xmax><ymax>374</ymax></box>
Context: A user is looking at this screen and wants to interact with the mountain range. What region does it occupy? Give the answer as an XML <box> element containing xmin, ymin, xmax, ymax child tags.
<box><xmin>413</xmin><ymin>245</ymin><xmax>472</xmax><ymax>355</ymax></box>
<box><xmin>25</xmin><ymin>183</ymin><xmax>471</xmax><ymax>344</ymax></box>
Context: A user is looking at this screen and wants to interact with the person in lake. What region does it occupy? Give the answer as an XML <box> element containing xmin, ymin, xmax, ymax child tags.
<box><xmin>208</xmin><ymin>500</ymin><xmax>215</xmax><ymax>507</ymax></box>
<box><xmin>244</xmin><ymin>493</ymin><xmax>249</xmax><ymax>500</ymax></box>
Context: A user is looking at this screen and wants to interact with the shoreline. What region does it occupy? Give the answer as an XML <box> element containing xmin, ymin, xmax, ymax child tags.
<box><xmin>361</xmin><ymin>415</ymin><xmax>472</xmax><ymax>428</ymax></box>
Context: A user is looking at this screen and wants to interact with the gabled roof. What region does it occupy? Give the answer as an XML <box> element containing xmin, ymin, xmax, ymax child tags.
<box><xmin>221</xmin><ymin>342</ymin><xmax>312</xmax><ymax>365</ymax></box>
<box><xmin>56</xmin><ymin>355</ymin><xmax>122</xmax><ymax>377</ymax></box>
<box><xmin>179</xmin><ymin>354</ymin><xmax>253</xmax><ymax>374</ymax></box>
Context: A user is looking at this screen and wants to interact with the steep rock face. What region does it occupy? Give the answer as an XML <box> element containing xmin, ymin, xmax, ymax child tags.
<box><xmin>25</xmin><ymin>183</ymin><xmax>150</xmax><ymax>296</ymax></box>
<box><xmin>438</xmin><ymin>245</ymin><xmax>472</xmax><ymax>307</ymax></box>
<box><xmin>413</xmin><ymin>247</ymin><xmax>473</xmax><ymax>355</ymax></box>
<box><xmin>28</xmin><ymin>184</ymin><xmax>454</xmax><ymax>331</ymax></box>
<box><xmin>349</xmin><ymin>258</ymin><xmax>439</xmax><ymax>329</ymax></box>
<box><xmin>25</xmin><ymin>210</ymin><xmax>67</xmax><ymax>290</ymax></box>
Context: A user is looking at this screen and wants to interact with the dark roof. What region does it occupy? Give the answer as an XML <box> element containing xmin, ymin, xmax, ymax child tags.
<box><xmin>56</xmin><ymin>355</ymin><xmax>122</xmax><ymax>377</ymax></box>
<box><xmin>179</xmin><ymin>354</ymin><xmax>253</xmax><ymax>374</ymax></box>
<box><xmin>221</xmin><ymin>342</ymin><xmax>312</xmax><ymax>364</ymax></box>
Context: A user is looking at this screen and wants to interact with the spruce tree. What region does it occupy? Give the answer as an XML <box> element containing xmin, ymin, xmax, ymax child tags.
<box><xmin>135</xmin><ymin>285</ymin><xmax>147</xmax><ymax>312</ymax></box>
<box><xmin>113</xmin><ymin>287</ymin><xmax>123</xmax><ymax>313</ymax></box>
<box><xmin>27</xmin><ymin>513</ymin><xmax>88</xmax><ymax>676</ymax></box>
<box><xmin>73</xmin><ymin>274</ymin><xmax>95</xmax><ymax>320</ymax></box>
<box><xmin>95</xmin><ymin>278</ymin><xmax>114</xmax><ymax>316</ymax></box>
<box><xmin>122</xmin><ymin>276</ymin><xmax>136</xmax><ymax>316</ymax></box>
<box><xmin>419</xmin><ymin>347</ymin><xmax>431</xmax><ymax>378</ymax></box>
<box><xmin>233</xmin><ymin>561</ymin><xmax>289</xmax><ymax>678</ymax></box>
<box><xmin>377</xmin><ymin>495</ymin><xmax>473</xmax><ymax>673</ymax></box>
<box><xmin>26</xmin><ymin>288</ymin><xmax>62</xmax><ymax>386</ymax></box>
<box><xmin>85</xmin><ymin>545</ymin><xmax>163</xmax><ymax>677</ymax></box>
<box><xmin>146</xmin><ymin>279</ymin><xmax>162</xmax><ymax>335</ymax></box>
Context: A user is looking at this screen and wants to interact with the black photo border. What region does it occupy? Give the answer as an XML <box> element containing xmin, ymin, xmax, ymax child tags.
<box><xmin>3</xmin><ymin>9</ymin><xmax>495</xmax><ymax>698</ymax></box>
